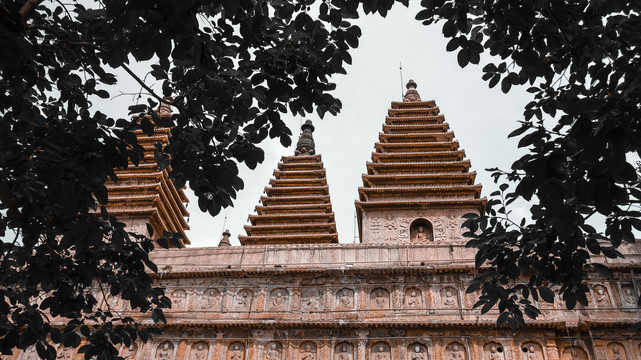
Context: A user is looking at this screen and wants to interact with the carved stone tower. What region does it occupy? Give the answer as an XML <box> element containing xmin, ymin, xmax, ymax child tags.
<box><xmin>239</xmin><ymin>120</ymin><xmax>338</xmax><ymax>245</ymax></box>
<box><xmin>356</xmin><ymin>79</ymin><xmax>485</xmax><ymax>244</ymax></box>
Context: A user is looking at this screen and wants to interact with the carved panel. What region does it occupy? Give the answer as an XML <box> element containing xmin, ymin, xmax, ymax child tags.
<box><xmin>121</xmin><ymin>343</ymin><xmax>139</xmax><ymax>359</ymax></box>
<box><xmin>57</xmin><ymin>346</ymin><xmax>75</xmax><ymax>360</ymax></box>
<box><xmin>336</xmin><ymin>288</ymin><xmax>355</xmax><ymax>310</ymax></box>
<box><xmin>483</xmin><ymin>342</ymin><xmax>504</xmax><ymax>360</ymax></box>
<box><xmin>265</xmin><ymin>342</ymin><xmax>283</xmax><ymax>360</ymax></box>
<box><xmin>334</xmin><ymin>343</ymin><xmax>354</xmax><ymax>360</ymax></box>
<box><xmin>371</xmin><ymin>342</ymin><xmax>391</xmax><ymax>360</ymax></box>
<box><xmin>370</xmin><ymin>288</ymin><xmax>391</xmax><ymax>310</ymax></box>
<box><xmin>560</xmin><ymin>346</ymin><xmax>588</xmax><ymax>360</ymax></box>
<box><xmin>199</xmin><ymin>288</ymin><xmax>221</xmax><ymax>310</ymax></box>
<box><xmin>171</xmin><ymin>289</ymin><xmax>187</xmax><ymax>311</ymax></box>
<box><xmin>591</xmin><ymin>284</ymin><xmax>612</xmax><ymax>308</ymax></box>
<box><xmin>190</xmin><ymin>342</ymin><xmax>209</xmax><ymax>360</ymax></box>
<box><xmin>233</xmin><ymin>289</ymin><xmax>254</xmax><ymax>311</ymax></box>
<box><xmin>432</xmin><ymin>217</ymin><xmax>446</xmax><ymax>242</ymax></box>
<box><xmin>443</xmin><ymin>342</ymin><xmax>466</xmax><ymax>360</ymax></box>
<box><xmin>407</xmin><ymin>343</ymin><xmax>429</xmax><ymax>360</ymax></box>
<box><xmin>608</xmin><ymin>342</ymin><xmax>628</xmax><ymax>360</ymax></box>
<box><xmin>155</xmin><ymin>341</ymin><xmax>175</xmax><ymax>360</ymax></box>
<box><xmin>300</xmin><ymin>288</ymin><xmax>322</xmax><ymax>312</ymax></box>
<box><xmin>440</xmin><ymin>287</ymin><xmax>459</xmax><ymax>309</ymax></box>
<box><xmin>404</xmin><ymin>287</ymin><xmax>423</xmax><ymax>309</ymax></box>
<box><xmin>620</xmin><ymin>284</ymin><xmax>637</xmax><ymax>308</ymax></box>
<box><xmin>228</xmin><ymin>342</ymin><xmax>245</xmax><ymax>360</ymax></box>
<box><xmin>20</xmin><ymin>347</ymin><xmax>38</xmax><ymax>360</ymax></box>
<box><xmin>299</xmin><ymin>342</ymin><xmax>317</xmax><ymax>360</ymax></box>
<box><xmin>269</xmin><ymin>288</ymin><xmax>289</xmax><ymax>311</ymax></box>
<box><xmin>521</xmin><ymin>342</ymin><xmax>543</xmax><ymax>360</ymax></box>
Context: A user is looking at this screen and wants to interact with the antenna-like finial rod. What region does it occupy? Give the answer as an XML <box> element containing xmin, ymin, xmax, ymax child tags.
<box><xmin>399</xmin><ymin>62</ymin><xmax>404</xmax><ymax>101</ymax></box>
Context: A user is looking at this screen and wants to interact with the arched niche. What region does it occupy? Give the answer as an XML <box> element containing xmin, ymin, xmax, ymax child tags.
<box><xmin>410</xmin><ymin>219</ymin><xmax>434</xmax><ymax>242</ymax></box>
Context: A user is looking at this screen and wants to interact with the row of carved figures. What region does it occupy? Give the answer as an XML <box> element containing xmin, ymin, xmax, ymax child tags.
<box><xmin>11</xmin><ymin>338</ymin><xmax>639</xmax><ymax>360</ymax></box>
<box><xmin>101</xmin><ymin>281</ymin><xmax>639</xmax><ymax>313</ymax></box>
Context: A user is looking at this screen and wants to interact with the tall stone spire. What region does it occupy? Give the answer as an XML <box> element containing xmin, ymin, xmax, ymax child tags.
<box><xmin>102</xmin><ymin>107</ymin><xmax>190</xmax><ymax>245</ymax></box>
<box><xmin>239</xmin><ymin>121</ymin><xmax>338</xmax><ymax>245</ymax></box>
<box><xmin>295</xmin><ymin>119</ymin><xmax>316</xmax><ymax>156</ymax></box>
<box><xmin>356</xmin><ymin>80</ymin><xmax>485</xmax><ymax>244</ymax></box>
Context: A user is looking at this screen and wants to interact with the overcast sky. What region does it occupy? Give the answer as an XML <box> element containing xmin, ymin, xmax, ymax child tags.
<box><xmin>83</xmin><ymin>3</ymin><xmax>535</xmax><ymax>247</ymax></box>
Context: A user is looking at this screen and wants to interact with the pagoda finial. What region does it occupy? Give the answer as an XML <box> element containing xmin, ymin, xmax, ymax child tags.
<box><xmin>218</xmin><ymin>229</ymin><xmax>232</xmax><ymax>246</ymax></box>
<box><xmin>403</xmin><ymin>79</ymin><xmax>422</xmax><ymax>102</ymax></box>
<box><xmin>295</xmin><ymin>120</ymin><xmax>316</xmax><ymax>156</ymax></box>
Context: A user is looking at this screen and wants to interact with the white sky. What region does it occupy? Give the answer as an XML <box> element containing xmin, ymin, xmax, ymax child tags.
<box><xmin>84</xmin><ymin>3</ymin><xmax>533</xmax><ymax>247</ymax></box>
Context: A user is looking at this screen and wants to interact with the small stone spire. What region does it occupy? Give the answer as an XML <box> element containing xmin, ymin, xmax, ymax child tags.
<box><xmin>218</xmin><ymin>229</ymin><xmax>232</xmax><ymax>247</ymax></box>
<box><xmin>403</xmin><ymin>79</ymin><xmax>422</xmax><ymax>102</ymax></box>
<box><xmin>294</xmin><ymin>120</ymin><xmax>316</xmax><ymax>156</ymax></box>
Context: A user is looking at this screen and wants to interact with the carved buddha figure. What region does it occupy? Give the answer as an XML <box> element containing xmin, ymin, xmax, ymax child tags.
<box><xmin>202</xmin><ymin>288</ymin><xmax>220</xmax><ymax>309</ymax></box>
<box><xmin>405</xmin><ymin>288</ymin><xmax>421</xmax><ymax>309</ymax></box>
<box><xmin>236</xmin><ymin>289</ymin><xmax>252</xmax><ymax>309</ymax></box>
<box><xmin>171</xmin><ymin>289</ymin><xmax>187</xmax><ymax>310</ymax></box>
<box><xmin>371</xmin><ymin>288</ymin><xmax>389</xmax><ymax>309</ymax></box>
<box><xmin>270</xmin><ymin>289</ymin><xmax>288</xmax><ymax>310</ymax></box>
<box><xmin>155</xmin><ymin>342</ymin><xmax>174</xmax><ymax>360</ymax></box>
<box><xmin>192</xmin><ymin>342</ymin><xmax>208</xmax><ymax>360</ymax></box>
<box><xmin>441</xmin><ymin>287</ymin><xmax>457</xmax><ymax>308</ymax></box>
<box><xmin>229</xmin><ymin>343</ymin><xmax>244</xmax><ymax>360</ymax></box>
<box><xmin>338</xmin><ymin>288</ymin><xmax>354</xmax><ymax>308</ymax></box>
<box><xmin>373</xmin><ymin>345</ymin><xmax>389</xmax><ymax>360</ymax></box>
<box><xmin>486</xmin><ymin>344</ymin><xmax>504</xmax><ymax>360</ymax></box>
<box><xmin>300</xmin><ymin>343</ymin><xmax>316</xmax><ymax>360</ymax></box>
<box><xmin>336</xmin><ymin>345</ymin><xmax>352</xmax><ymax>360</ymax></box>
<box><xmin>523</xmin><ymin>344</ymin><xmax>542</xmax><ymax>360</ymax></box>
<box><xmin>57</xmin><ymin>347</ymin><xmax>74</xmax><ymax>360</ymax></box>
<box><xmin>445</xmin><ymin>343</ymin><xmax>465</xmax><ymax>360</ymax></box>
<box><xmin>265</xmin><ymin>343</ymin><xmax>282</xmax><ymax>360</ymax></box>
<box><xmin>121</xmin><ymin>343</ymin><xmax>138</xmax><ymax>358</ymax></box>
<box><xmin>593</xmin><ymin>285</ymin><xmax>610</xmax><ymax>306</ymax></box>
<box><xmin>301</xmin><ymin>289</ymin><xmax>319</xmax><ymax>310</ymax></box>
<box><xmin>409</xmin><ymin>345</ymin><xmax>425</xmax><ymax>360</ymax></box>
<box><xmin>621</xmin><ymin>285</ymin><xmax>636</xmax><ymax>307</ymax></box>
<box><xmin>609</xmin><ymin>343</ymin><xmax>627</xmax><ymax>360</ymax></box>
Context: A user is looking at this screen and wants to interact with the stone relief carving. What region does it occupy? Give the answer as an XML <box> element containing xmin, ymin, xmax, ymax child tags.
<box><xmin>561</xmin><ymin>346</ymin><xmax>588</xmax><ymax>360</ymax></box>
<box><xmin>370</xmin><ymin>218</ymin><xmax>382</xmax><ymax>235</ymax></box>
<box><xmin>228</xmin><ymin>342</ymin><xmax>245</xmax><ymax>360</ymax></box>
<box><xmin>121</xmin><ymin>343</ymin><xmax>138</xmax><ymax>358</ymax></box>
<box><xmin>300</xmin><ymin>288</ymin><xmax>321</xmax><ymax>311</ymax></box>
<box><xmin>608</xmin><ymin>342</ymin><xmax>628</xmax><ymax>360</ymax></box>
<box><xmin>399</xmin><ymin>218</ymin><xmax>410</xmax><ymax>239</ymax></box>
<box><xmin>335</xmin><ymin>343</ymin><xmax>354</xmax><ymax>360</ymax></box>
<box><xmin>171</xmin><ymin>289</ymin><xmax>187</xmax><ymax>310</ymax></box>
<box><xmin>404</xmin><ymin>288</ymin><xmax>422</xmax><ymax>309</ymax></box>
<box><xmin>620</xmin><ymin>284</ymin><xmax>637</xmax><ymax>308</ymax></box>
<box><xmin>20</xmin><ymin>347</ymin><xmax>38</xmax><ymax>360</ymax></box>
<box><xmin>106</xmin><ymin>294</ymin><xmax>121</xmax><ymax>310</ymax></box>
<box><xmin>337</xmin><ymin>288</ymin><xmax>355</xmax><ymax>309</ymax></box>
<box><xmin>200</xmin><ymin>288</ymin><xmax>221</xmax><ymax>310</ymax></box>
<box><xmin>383</xmin><ymin>215</ymin><xmax>397</xmax><ymax>241</ymax></box>
<box><xmin>521</xmin><ymin>342</ymin><xmax>543</xmax><ymax>360</ymax></box>
<box><xmin>370</xmin><ymin>288</ymin><xmax>390</xmax><ymax>309</ymax></box>
<box><xmin>300</xmin><ymin>342</ymin><xmax>317</xmax><ymax>360</ymax></box>
<box><xmin>155</xmin><ymin>341</ymin><xmax>174</xmax><ymax>360</ymax></box>
<box><xmin>234</xmin><ymin>289</ymin><xmax>253</xmax><ymax>310</ymax></box>
<box><xmin>57</xmin><ymin>346</ymin><xmax>74</xmax><ymax>360</ymax></box>
<box><xmin>440</xmin><ymin>286</ymin><xmax>458</xmax><ymax>309</ymax></box>
<box><xmin>432</xmin><ymin>217</ymin><xmax>446</xmax><ymax>241</ymax></box>
<box><xmin>446</xmin><ymin>215</ymin><xmax>460</xmax><ymax>238</ymax></box>
<box><xmin>191</xmin><ymin>342</ymin><xmax>209</xmax><ymax>360</ymax></box>
<box><xmin>265</xmin><ymin>342</ymin><xmax>283</xmax><ymax>360</ymax></box>
<box><xmin>407</xmin><ymin>343</ymin><xmax>428</xmax><ymax>360</ymax></box>
<box><xmin>371</xmin><ymin>343</ymin><xmax>390</xmax><ymax>360</ymax></box>
<box><xmin>444</xmin><ymin>342</ymin><xmax>466</xmax><ymax>360</ymax></box>
<box><xmin>269</xmin><ymin>288</ymin><xmax>289</xmax><ymax>310</ymax></box>
<box><xmin>483</xmin><ymin>342</ymin><xmax>504</xmax><ymax>360</ymax></box>
<box><xmin>592</xmin><ymin>285</ymin><xmax>611</xmax><ymax>307</ymax></box>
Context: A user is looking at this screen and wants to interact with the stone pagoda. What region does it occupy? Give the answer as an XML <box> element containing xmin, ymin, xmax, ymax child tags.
<box><xmin>10</xmin><ymin>81</ymin><xmax>641</xmax><ymax>360</ymax></box>
<box><xmin>239</xmin><ymin>120</ymin><xmax>338</xmax><ymax>245</ymax></box>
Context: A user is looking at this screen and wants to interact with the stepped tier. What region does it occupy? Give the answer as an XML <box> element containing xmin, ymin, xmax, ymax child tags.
<box><xmin>356</xmin><ymin>80</ymin><xmax>486</xmax><ymax>244</ymax></box>
<box><xmin>103</xmin><ymin>117</ymin><xmax>190</xmax><ymax>245</ymax></box>
<box><xmin>239</xmin><ymin>121</ymin><xmax>338</xmax><ymax>245</ymax></box>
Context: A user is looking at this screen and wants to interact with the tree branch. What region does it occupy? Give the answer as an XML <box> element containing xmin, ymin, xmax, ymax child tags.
<box><xmin>18</xmin><ymin>0</ymin><xmax>43</xmax><ymax>20</ymax></box>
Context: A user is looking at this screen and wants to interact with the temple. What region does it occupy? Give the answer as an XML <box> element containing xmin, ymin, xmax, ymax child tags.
<box><xmin>11</xmin><ymin>81</ymin><xmax>641</xmax><ymax>360</ymax></box>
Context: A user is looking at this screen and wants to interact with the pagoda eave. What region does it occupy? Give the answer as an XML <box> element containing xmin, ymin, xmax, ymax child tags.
<box><xmin>239</xmin><ymin>234</ymin><xmax>339</xmax><ymax>245</ymax></box>
<box><xmin>355</xmin><ymin>198</ymin><xmax>487</xmax><ymax>212</ymax></box>
<box><xmin>362</xmin><ymin>172</ymin><xmax>477</xmax><ymax>187</ymax></box>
